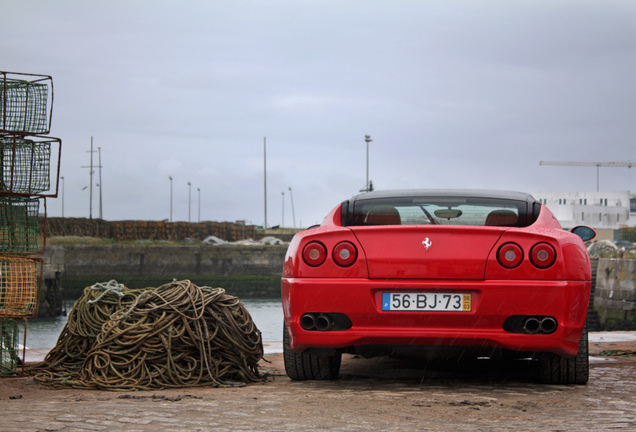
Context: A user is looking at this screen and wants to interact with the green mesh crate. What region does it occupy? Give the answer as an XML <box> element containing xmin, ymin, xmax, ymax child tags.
<box><xmin>0</xmin><ymin>72</ymin><xmax>53</xmax><ymax>135</ymax></box>
<box><xmin>0</xmin><ymin>256</ymin><xmax>42</xmax><ymax>318</ymax></box>
<box><xmin>0</xmin><ymin>318</ymin><xmax>19</xmax><ymax>374</ymax></box>
<box><xmin>0</xmin><ymin>135</ymin><xmax>61</xmax><ymax>196</ymax></box>
<box><xmin>0</xmin><ymin>196</ymin><xmax>44</xmax><ymax>254</ymax></box>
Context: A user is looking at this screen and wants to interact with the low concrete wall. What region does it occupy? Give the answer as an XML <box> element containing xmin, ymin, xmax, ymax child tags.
<box><xmin>45</xmin><ymin>244</ymin><xmax>287</xmax><ymax>277</ymax></box>
<box><xmin>39</xmin><ymin>244</ymin><xmax>287</xmax><ymax>315</ymax></box>
<box><xmin>594</xmin><ymin>259</ymin><xmax>636</xmax><ymax>330</ymax></box>
<box><xmin>42</xmin><ymin>248</ymin><xmax>635</xmax><ymax>329</ymax></box>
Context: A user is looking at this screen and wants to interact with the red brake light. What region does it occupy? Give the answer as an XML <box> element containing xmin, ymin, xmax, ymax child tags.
<box><xmin>530</xmin><ymin>243</ymin><xmax>556</xmax><ymax>269</ymax></box>
<box><xmin>302</xmin><ymin>241</ymin><xmax>327</xmax><ymax>267</ymax></box>
<box><xmin>497</xmin><ymin>242</ymin><xmax>523</xmax><ymax>269</ymax></box>
<box><xmin>333</xmin><ymin>242</ymin><xmax>358</xmax><ymax>267</ymax></box>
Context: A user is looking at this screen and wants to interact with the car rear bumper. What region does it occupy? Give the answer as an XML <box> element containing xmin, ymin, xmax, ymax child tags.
<box><xmin>281</xmin><ymin>278</ymin><xmax>590</xmax><ymax>358</ymax></box>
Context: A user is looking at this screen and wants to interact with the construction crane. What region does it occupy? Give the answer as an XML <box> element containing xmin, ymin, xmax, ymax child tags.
<box><xmin>539</xmin><ymin>160</ymin><xmax>635</xmax><ymax>192</ymax></box>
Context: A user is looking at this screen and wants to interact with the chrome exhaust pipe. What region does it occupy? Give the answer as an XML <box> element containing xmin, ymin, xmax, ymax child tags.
<box><xmin>315</xmin><ymin>314</ymin><xmax>334</xmax><ymax>331</ymax></box>
<box><xmin>540</xmin><ymin>317</ymin><xmax>557</xmax><ymax>334</ymax></box>
<box><xmin>300</xmin><ymin>313</ymin><xmax>317</xmax><ymax>330</ymax></box>
<box><xmin>523</xmin><ymin>317</ymin><xmax>541</xmax><ymax>334</ymax></box>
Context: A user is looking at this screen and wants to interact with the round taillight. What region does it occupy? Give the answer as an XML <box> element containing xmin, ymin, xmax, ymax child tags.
<box><xmin>530</xmin><ymin>243</ymin><xmax>556</xmax><ymax>269</ymax></box>
<box><xmin>497</xmin><ymin>242</ymin><xmax>523</xmax><ymax>269</ymax></box>
<box><xmin>302</xmin><ymin>241</ymin><xmax>327</xmax><ymax>267</ymax></box>
<box><xmin>333</xmin><ymin>242</ymin><xmax>358</xmax><ymax>267</ymax></box>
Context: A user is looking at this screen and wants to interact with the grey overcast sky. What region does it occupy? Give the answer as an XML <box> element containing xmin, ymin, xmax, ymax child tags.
<box><xmin>2</xmin><ymin>0</ymin><xmax>636</xmax><ymax>227</ymax></box>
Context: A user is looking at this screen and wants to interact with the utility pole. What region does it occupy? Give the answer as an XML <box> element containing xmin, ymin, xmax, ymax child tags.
<box><xmin>89</xmin><ymin>137</ymin><xmax>93</xmax><ymax>219</ymax></box>
<box><xmin>539</xmin><ymin>160</ymin><xmax>635</xmax><ymax>192</ymax></box>
<box><xmin>81</xmin><ymin>136</ymin><xmax>97</xmax><ymax>219</ymax></box>
<box><xmin>97</xmin><ymin>146</ymin><xmax>103</xmax><ymax>219</ymax></box>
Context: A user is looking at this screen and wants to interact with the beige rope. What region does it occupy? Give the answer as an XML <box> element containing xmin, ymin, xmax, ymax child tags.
<box><xmin>28</xmin><ymin>280</ymin><xmax>264</xmax><ymax>390</ymax></box>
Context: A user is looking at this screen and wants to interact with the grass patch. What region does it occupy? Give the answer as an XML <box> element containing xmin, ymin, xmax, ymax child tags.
<box><xmin>599</xmin><ymin>310</ymin><xmax>636</xmax><ymax>331</ymax></box>
<box><xmin>47</xmin><ymin>237</ymin><xmax>199</xmax><ymax>246</ymax></box>
<box><xmin>48</xmin><ymin>236</ymin><xmax>113</xmax><ymax>244</ymax></box>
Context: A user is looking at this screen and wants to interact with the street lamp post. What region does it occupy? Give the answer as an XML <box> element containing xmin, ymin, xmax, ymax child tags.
<box><xmin>288</xmin><ymin>187</ymin><xmax>296</xmax><ymax>228</ymax></box>
<box><xmin>169</xmin><ymin>176</ymin><xmax>173</xmax><ymax>222</ymax></box>
<box><xmin>365</xmin><ymin>134</ymin><xmax>372</xmax><ymax>192</ymax></box>
<box><xmin>188</xmin><ymin>182</ymin><xmax>192</xmax><ymax>223</ymax></box>
<box><xmin>60</xmin><ymin>176</ymin><xmax>65</xmax><ymax>217</ymax></box>
<box><xmin>197</xmin><ymin>187</ymin><xmax>201</xmax><ymax>222</ymax></box>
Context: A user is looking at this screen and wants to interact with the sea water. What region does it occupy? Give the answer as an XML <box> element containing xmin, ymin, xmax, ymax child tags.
<box><xmin>17</xmin><ymin>299</ymin><xmax>284</xmax><ymax>349</ymax></box>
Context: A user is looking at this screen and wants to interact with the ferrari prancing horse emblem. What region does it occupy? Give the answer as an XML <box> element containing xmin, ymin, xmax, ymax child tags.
<box><xmin>422</xmin><ymin>237</ymin><xmax>432</xmax><ymax>250</ymax></box>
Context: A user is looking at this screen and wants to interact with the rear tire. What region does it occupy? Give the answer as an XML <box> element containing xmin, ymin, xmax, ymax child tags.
<box><xmin>283</xmin><ymin>323</ymin><xmax>341</xmax><ymax>380</ymax></box>
<box><xmin>537</xmin><ymin>325</ymin><xmax>589</xmax><ymax>385</ymax></box>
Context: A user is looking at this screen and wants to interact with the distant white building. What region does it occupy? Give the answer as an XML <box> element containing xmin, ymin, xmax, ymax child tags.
<box><xmin>531</xmin><ymin>191</ymin><xmax>636</xmax><ymax>240</ymax></box>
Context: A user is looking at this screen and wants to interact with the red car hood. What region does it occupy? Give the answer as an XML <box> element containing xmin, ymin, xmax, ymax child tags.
<box><xmin>351</xmin><ymin>226</ymin><xmax>504</xmax><ymax>280</ymax></box>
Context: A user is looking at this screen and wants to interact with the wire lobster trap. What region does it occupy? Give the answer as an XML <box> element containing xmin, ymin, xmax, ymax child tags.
<box><xmin>0</xmin><ymin>72</ymin><xmax>53</xmax><ymax>135</ymax></box>
<box><xmin>0</xmin><ymin>196</ymin><xmax>46</xmax><ymax>254</ymax></box>
<box><xmin>0</xmin><ymin>134</ymin><xmax>61</xmax><ymax>197</ymax></box>
<box><xmin>0</xmin><ymin>256</ymin><xmax>43</xmax><ymax>318</ymax></box>
<box><xmin>0</xmin><ymin>317</ymin><xmax>19</xmax><ymax>374</ymax></box>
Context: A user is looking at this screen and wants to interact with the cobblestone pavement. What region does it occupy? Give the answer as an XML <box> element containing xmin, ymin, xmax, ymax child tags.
<box><xmin>1</xmin><ymin>338</ymin><xmax>635</xmax><ymax>432</ymax></box>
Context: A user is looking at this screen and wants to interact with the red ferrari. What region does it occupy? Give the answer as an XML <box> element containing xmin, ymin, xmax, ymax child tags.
<box><xmin>281</xmin><ymin>189</ymin><xmax>596</xmax><ymax>384</ymax></box>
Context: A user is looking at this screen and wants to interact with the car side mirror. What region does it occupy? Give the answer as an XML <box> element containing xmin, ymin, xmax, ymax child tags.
<box><xmin>571</xmin><ymin>226</ymin><xmax>596</xmax><ymax>242</ymax></box>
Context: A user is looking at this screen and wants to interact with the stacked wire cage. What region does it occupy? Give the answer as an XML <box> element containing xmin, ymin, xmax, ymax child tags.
<box><xmin>0</xmin><ymin>71</ymin><xmax>61</xmax><ymax>373</ymax></box>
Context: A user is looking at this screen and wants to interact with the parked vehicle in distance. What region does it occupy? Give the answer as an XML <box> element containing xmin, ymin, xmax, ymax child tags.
<box><xmin>615</xmin><ymin>240</ymin><xmax>635</xmax><ymax>251</ymax></box>
<box><xmin>281</xmin><ymin>189</ymin><xmax>596</xmax><ymax>384</ymax></box>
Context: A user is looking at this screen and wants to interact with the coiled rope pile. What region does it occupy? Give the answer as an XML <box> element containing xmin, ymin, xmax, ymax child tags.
<box><xmin>28</xmin><ymin>280</ymin><xmax>264</xmax><ymax>390</ymax></box>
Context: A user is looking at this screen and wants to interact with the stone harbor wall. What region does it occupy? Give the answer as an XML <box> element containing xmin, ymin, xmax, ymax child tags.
<box><xmin>594</xmin><ymin>259</ymin><xmax>636</xmax><ymax>330</ymax></box>
<box><xmin>49</xmin><ymin>244</ymin><xmax>286</xmax><ymax>277</ymax></box>
<box><xmin>39</xmin><ymin>248</ymin><xmax>636</xmax><ymax>329</ymax></box>
<box><xmin>38</xmin><ymin>244</ymin><xmax>287</xmax><ymax>316</ymax></box>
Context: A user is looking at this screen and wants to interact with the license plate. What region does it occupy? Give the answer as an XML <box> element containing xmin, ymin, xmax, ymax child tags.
<box><xmin>382</xmin><ymin>292</ymin><xmax>472</xmax><ymax>312</ymax></box>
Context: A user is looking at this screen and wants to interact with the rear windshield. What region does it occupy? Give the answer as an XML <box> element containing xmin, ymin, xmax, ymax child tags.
<box><xmin>345</xmin><ymin>196</ymin><xmax>536</xmax><ymax>227</ymax></box>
